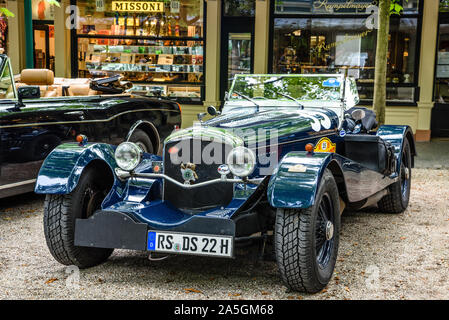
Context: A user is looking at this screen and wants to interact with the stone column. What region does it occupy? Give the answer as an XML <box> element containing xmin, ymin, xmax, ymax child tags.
<box><xmin>254</xmin><ymin>0</ymin><xmax>270</xmax><ymax>74</ymax></box>
<box><xmin>54</xmin><ymin>0</ymin><xmax>71</xmax><ymax>78</ymax></box>
<box><xmin>416</xmin><ymin>0</ymin><xmax>439</xmax><ymax>141</ymax></box>
<box><xmin>6</xmin><ymin>0</ymin><xmax>25</xmax><ymax>74</ymax></box>
<box><xmin>203</xmin><ymin>0</ymin><xmax>221</xmax><ymax>108</ymax></box>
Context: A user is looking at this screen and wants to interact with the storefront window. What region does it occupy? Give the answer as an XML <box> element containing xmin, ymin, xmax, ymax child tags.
<box><xmin>223</xmin><ymin>0</ymin><xmax>255</xmax><ymax>17</ymax></box>
<box><xmin>272</xmin><ymin>11</ymin><xmax>420</xmax><ymax>102</ymax></box>
<box><xmin>441</xmin><ymin>0</ymin><xmax>449</xmax><ymax>13</ymax></box>
<box><xmin>75</xmin><ymin>0</ymin><xmax>204</xmax><ymax>103</ymax></box>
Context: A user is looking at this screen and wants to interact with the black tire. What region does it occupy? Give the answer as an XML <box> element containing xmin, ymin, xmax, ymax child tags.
<box><xmin>26</xmin><ymin>134</ymin><xmax>61</xmax><ymax>161</ymax></box>
<box><xmin>43</xmin><ymin>166</ymin><xmax>114</xmax><ymax>268</ymax></box>
<box><xmin>275</xmin><ymin>169</ymin><xmax>341</xmax><ymax>293</ymax></box>
<box><xmin>128</xmin><ymin>129</ymin><xmax>154</xmax><ymax>154</ymax></box>
<box><xmin>378</xmin><ymin>139</ymin><xmax>412</xmax><ymax>213</ymax></box>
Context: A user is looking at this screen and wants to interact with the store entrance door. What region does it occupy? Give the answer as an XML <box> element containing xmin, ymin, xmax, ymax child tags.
<box><xmin>220</xmin><ymin>22</ymin><xmax>254</xmax><ymax>102</ymax></box>
<box><xmin>432</xmin><ymin>14</ymin><xmax>449</xmax><ymax>137</ymax></box>
<box><xmin>33</xmin><ymin>23</ymin><xmax>55</xmax><ymax>72</ymax></box>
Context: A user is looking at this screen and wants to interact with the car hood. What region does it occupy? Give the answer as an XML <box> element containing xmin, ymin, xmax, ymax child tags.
<box><xmin>166</xmin><ymin>107</ymin><xmax>340</xmax><ymax>147</ymax></box>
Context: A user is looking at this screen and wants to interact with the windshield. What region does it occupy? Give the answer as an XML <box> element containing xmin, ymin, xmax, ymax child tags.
<box><xmin>0</xmin><ymin>58</ymin><xmax>15</xmax><ymax>100</ymax></box>
<box><xmin>228</xmin><ymin>74</ymin><xmax>344</xmax><ymax>103</ymax></box>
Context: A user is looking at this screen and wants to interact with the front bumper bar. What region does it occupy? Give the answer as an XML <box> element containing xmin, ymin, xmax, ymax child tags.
<box><xmin>74</xmin><ymin>210</ymin><xmax>236</xmax><ymax>251</ymax></box>
<box><xmin>115</xmin><ymin>168</ymin><xmax>264</xmax><ymax>189</ymax></box>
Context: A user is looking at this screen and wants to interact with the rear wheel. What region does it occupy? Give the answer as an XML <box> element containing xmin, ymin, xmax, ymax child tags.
<box><xmin>43</xmin><ymin>166</ymin><xmax>113</xmax><ymax>268</ymax></box>
<box><xmin>378</xmin><ymin>139</ymin><xmax>412</xmax><ymax>213</ymax></box>
<box><xmin>275</xmin><ymin>169</ymin><xmax>341</xmax><ymax>293</ymax></box>
<box><xmin>128</xmin><ymin>129</ymin><xmax>154</xmax><ymax>154</ymax></box>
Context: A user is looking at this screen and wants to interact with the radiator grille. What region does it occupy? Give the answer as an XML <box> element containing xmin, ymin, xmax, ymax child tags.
<box><xmin>163</xmin><ymin>139</ymin><xmax>233</xmax><ymax>213</ymax></box>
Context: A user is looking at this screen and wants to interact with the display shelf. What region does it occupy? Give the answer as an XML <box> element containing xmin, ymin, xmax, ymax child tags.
<box><xmin>77</xmin><ymin>36</ymin><xmax>204</xmax><ymax>102</ymax></box>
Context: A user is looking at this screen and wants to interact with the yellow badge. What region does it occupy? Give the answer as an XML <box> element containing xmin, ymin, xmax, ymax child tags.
<box><xmin>314</xmin><ymin>137</ymin><xmax>336</xmax><ymax>153</ymax></box>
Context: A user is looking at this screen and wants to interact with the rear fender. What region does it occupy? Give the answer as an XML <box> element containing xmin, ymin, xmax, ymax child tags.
<box><xmin>34</xmin><ymin>143</ymin><xmax>117</xmax><ymax>194</ymax></box>
<box><xmin>376</xmin><ymin>125</ymin><xmax>416</xmax><ymax>172</ymax></box>
<box><xmin>267</xmin><ymin>151</ymin><xmax>340</xmax><ymax>209</ymax></box>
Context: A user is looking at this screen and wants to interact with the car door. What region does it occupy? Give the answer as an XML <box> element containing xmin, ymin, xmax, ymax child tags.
<box><xmin>0</xmin><ymin>59</ymin><xmax>96</xmax><ymax>198</ymax></box>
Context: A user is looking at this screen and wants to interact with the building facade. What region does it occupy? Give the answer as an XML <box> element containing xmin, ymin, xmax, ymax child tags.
<box><xmin>4</xmin><ymin>0</ymin><xmax>449</xmax><ymax>141</ymax></box>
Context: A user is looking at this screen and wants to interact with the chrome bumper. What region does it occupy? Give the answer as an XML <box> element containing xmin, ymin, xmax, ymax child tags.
<box><xmin>115</xmin><ymin>168</ymin><xmax>264</xmax><ymax>189</ymax></box>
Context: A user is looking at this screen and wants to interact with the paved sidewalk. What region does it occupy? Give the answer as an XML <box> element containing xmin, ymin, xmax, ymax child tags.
<box><xmin>415</xmin><ymin>138</ymin><xmax>449</xmax><ymax>169</ymax></box>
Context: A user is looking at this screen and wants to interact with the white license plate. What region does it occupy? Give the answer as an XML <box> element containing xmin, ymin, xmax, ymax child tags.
<box><xmin>147</xmin><ymin>231</ymin><xmax>233</xmax><ymax>258</ymax></box>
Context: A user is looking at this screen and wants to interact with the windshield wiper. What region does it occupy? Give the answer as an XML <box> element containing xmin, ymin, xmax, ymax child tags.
<box><xmin>265</xmin><ymin>88</ymin><xmax>304</xmax><ymax>109</ymax></box>
<box><xmin>231</xmin><ymin>90</ymin><xmax>260</xmax><ymax>111</ymax></box>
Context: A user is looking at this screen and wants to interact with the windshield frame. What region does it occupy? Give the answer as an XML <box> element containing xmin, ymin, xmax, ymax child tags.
<box><xmin>0</xmin><ymin>55</ymin><xmax>17</xmax><ymax>101</ymax></box>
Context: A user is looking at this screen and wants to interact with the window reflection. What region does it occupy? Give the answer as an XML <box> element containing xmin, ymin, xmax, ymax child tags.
<box><xmin>273</xmin><ymin>16</ymin><xmax>418</xmax><ymax>102</ymax></box>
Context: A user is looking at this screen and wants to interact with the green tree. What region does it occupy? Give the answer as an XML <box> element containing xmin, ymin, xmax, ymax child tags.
<box><xmin>373</xmin><ymin>0</ymin><xmax>406</xmax><ymax>125</ymax></box>
<box><xmin>0</xmin><ymin>0</ymin><xmax>60</xmax><ymax>17</ymax></box>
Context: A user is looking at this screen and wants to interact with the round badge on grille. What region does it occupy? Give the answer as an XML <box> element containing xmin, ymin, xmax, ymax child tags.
<box><xmin>218</xmin><ymin>164</ymin><xmax>230</xmax><ymax>176</ymax></box>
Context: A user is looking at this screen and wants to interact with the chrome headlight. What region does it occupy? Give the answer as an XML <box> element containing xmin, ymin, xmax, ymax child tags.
<box><xmin>115</xmin><ymin>142</ymin><xmax>142</xmax><ymax>171</ymax></box>
<box><xmin>226</xmin><ymin>146</ymin><xmax>256</xmax><ymax>177</ymax></box>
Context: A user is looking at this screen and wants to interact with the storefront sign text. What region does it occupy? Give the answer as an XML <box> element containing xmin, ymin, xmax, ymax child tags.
<box><xmin>111</xmin><ymin>1</ymin><xmax>164</xmax><ymax>13</ymax></box>
<box><xmin>313</xmin><ymin>0</ymin><xmax>378</xmax><ymax>12</ymax></box>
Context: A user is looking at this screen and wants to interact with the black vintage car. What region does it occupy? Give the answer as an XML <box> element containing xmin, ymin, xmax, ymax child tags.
<box><xmin>0</xmin><ymin>54</ymin><xmax>181</xmax><ymax>198</ymax></box>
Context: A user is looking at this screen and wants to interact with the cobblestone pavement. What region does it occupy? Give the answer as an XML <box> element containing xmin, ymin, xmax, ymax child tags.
<box><xmin>0</xmin><ymin>169</ymin><xmax>448</xmax><ymax>300</ymax></box>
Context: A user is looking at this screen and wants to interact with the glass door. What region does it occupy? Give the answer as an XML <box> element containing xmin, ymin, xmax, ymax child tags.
<box><xmin>227</xmin><ymin>33</ymin><xmax>252</xmax><ymax>89</ymax></box>
<box><xmin>33</xmin><ymin>23</ymin><xmax>55</xmax><ymax>72</ymax></box>
<box><xmin>220</xmin><ymin>25</ymin><xmax>254</xmax><ymax>101</ymax></box>
<box><xmin>432</xmin><ymin>12</ymin><xmax>449</xmax><ymax>137</ymax></box>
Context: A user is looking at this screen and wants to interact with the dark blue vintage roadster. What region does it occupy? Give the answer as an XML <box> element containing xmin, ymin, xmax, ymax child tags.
<box><xmin>35</xmin><ymin>74</ymin><xmax>415</xmax><ymax>293</ymax></box>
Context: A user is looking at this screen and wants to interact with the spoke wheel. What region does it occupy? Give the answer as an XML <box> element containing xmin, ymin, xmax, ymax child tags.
<box><xmin>315</xmin><ymin>193</ymin><xmax>335</xmax><ymax>270</ymax></box>
<box><xmin>275</xmin><ymin>169</ymin><xmax>341</xmax><ymax>293</ymax></box>
<box><xmin>43</xmin><ymin>166</ymin><xmax>114</xmax><ymax>268</ymax></box>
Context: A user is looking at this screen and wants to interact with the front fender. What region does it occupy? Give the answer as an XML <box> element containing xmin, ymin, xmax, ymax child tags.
<box><xmin>267</xmin><ymin>151</ymin><xmax>336</xmax><ymax>209</ymax></box>
<box><xmin>34</xmin><ymin>143</ymin><xmax>117</xmax><ymax>194</ymax></box>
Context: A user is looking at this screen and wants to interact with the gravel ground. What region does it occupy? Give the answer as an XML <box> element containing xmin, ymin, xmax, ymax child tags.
<box><xmin>0</xmin><ymin>168</ymin><xmax>448</xmax><ymax>300</ymax></box>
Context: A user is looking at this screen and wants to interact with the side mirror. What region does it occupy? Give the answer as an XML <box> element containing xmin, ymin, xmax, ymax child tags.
<box><xmin>207</xmin><ymin>105</ymin><xmax>221</xmax><ymax>117</ymax></box>
<box><xmin>14</xmin><ymin>86</ymin><xmax>40</xmax><ymax>110</ymax></box>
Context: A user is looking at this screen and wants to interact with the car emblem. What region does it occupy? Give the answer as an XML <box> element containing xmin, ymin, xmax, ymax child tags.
<box><xmin>180</xmin><ymin>162</ymin><xmax>198</xmax><ymax>185</ymax></box>
<box><xmin>217</xmin><ymin>164</ymin><xmax>230</xmax><ymax>176</ymax></box>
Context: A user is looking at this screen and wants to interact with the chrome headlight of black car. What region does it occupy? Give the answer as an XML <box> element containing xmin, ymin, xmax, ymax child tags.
<box><xmin>226</xmin><ymin>146</ymin><xmax>256</xmax><ymax>178</ymax></box>
<box><xmin>115</xmin><ymin>142</ymin><xmax>143</xmax><ymax>171</ymax></box>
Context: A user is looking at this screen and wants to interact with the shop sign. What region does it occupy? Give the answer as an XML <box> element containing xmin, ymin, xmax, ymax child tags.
<box><xmin>96</xmin><ymin>0</ymin><xmax>105</xmax><ymax>12</ymax></box>
<box><xmin>170</xmin><ymin>0</ymin><xmax>180</xmax><ymax>14</ymax></box>
<box><xmin>111</xmin><ymin>1</ymin><xmax>164</xmax><ymax>12</ymax></box>
<box><xmin>313</xmin><ymin>0</ymin><xmax>378</xmax><ymax>13</ymax></box>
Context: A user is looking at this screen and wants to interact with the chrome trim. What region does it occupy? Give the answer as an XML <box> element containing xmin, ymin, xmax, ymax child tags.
<box><xmin>0</xmin><ymin>108</ymin><xmax>179</xmax><ymax>129</ymax></box>
<box><xmin>115</xmin><ymin>168</ymin><xmax>263</xmax><ymax>189</ymax></box>
<box><xmin>125</xmin><ymin>120</ymin><xmax>161</xmax><ymax>154</ymax></box>
<box><xmin>0</xmin><ymin>179</ymin><xmax>37</xmax><ymax>190</ymax></box>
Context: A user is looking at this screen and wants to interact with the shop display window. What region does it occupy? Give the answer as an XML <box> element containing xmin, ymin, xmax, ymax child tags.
<box><xmin>223</xmin><ymin>0</ymin><xmax>255</xmax><ymax>17</ymax></box>
<box><xmin>74</xmin><ymin>0</ymin><xmax>204</xmax><ymax>103</ymax></box>
<box><xmin>272</xmin><ymin>8</ymin><xmax>421</xmax><ymax>103</ymax></box>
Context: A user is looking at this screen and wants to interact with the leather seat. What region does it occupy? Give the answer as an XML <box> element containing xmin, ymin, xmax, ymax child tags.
<box><xmin>17</xmin><ymin>70</ymin><xmax>99</xmax><ymax>97</ymax></box>
<box><xmin>18</xmin><ymin>69</ymin><xmax>60</xmax><ymax>97</ymax></box>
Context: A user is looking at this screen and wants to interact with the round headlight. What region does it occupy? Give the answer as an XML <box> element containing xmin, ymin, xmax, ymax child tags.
<box><xmin>226</xmin><ymin>146</ymin><xmax>256</xmax><ymax>177</ymax></box>
<box><xmin>115</xmin><ymin>142</ymin><xmax>142</xmax><ymax>171</ymax></box>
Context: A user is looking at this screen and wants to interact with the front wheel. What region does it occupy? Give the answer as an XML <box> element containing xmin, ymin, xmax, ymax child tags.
<box><xmin>275</xmin><ymin>169</ymin><xmax>341</xmax><ymax>293</ymax></box>
<box><xmin>43</xmin><ymin>166</ymin><xmax>114</xmax><ymax>268</ymax></box>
